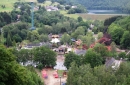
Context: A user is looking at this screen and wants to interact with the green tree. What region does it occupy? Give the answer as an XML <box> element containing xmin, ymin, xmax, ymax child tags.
<box><xmin>71</xmin><ymin>26</ymin><xmax>85</xmax><ymax>39</ymax></box>
<box><xmin>33</xmin><ymin>46</ymin><xmax>56</xmax><ymax>69</ymax></box>
<box><xmin>6</xmin><ymin>31</ymin><xmax>12</xmax><ymax>47</ymax></box>
<box><xmin>77</xmin><ymin>16</ymin><xmax>83</xmax><ymax>22</ymax></box>
<box><xmin>60</xmin><ymin>33</ymin><xmax>71</xmax><ymax>44</ymax></box>
<box><xmin>83</xmin><ymin>48</ymin><xmax>103</xmax><ymax>68</ymax></box>
<box><xmin>64</xmin><ymin>52</ymin><xmax>81</xmax><ymax>69</ymax></box>
<box><xmin>110</xmin><ymin>42</ymin><xmax>117</xmax><ymax>56</ymax></box>
<box><xmin>118</xmin><ymin>52</ymin><xmax>126</xmax><ymax>59</ymax></box>
<box><xmin>108</xmin><ymin>23</ymin><xmax>124</xmax><ymax>45</ymax></box>
<box><xmin>120</xmin><ymin>31</ymin><xmax>130</xmax><ymax>49</ymax></box>
<box><xmin>39</xmin><ymin>34</ymin><xmax>49</xmax><ymax>42</ymax></box>
<box><xmin>0</xmin><ymin>44</ymin><xmax>43</xmax><ymax>85</ymax></box>
<box><xmin>97</xmin><ymin>32</ymin><xmax>103</xmax><ymax>39</ymax></box>
<box><xmin>93</xmin><ymin>43</ymin><xmax>109</xmax><ymax>57</ymax></box>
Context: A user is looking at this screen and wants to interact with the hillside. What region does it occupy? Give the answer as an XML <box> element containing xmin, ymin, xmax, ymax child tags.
<box><xmin>67</xmin><ymin>0</ymin><xmax>130</xmax><ymax>13</ymax></box>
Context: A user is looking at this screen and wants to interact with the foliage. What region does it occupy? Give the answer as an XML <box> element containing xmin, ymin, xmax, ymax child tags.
<box><xmin>64</xmin><ymin>52</ymin><xmax>81</xmax><ymax>69</ymax></box>
<box><xmin>104</xmin><ymin>16</ymin><xmax>121</xmax><ymax>26</ymax></box>
<box><xmin>93</xmin><ymin>43</ymin><xmax>109</xmax><ymax>57</ymax></box>
<box><xmin>67</xmin><ymin>0</ymin><xmax>130</xmax><ymax>13</ymax></box>
<box><xmin>80</xmin><ymin>32</ymin><xmax>95</xmax><ymax>46</ymax></box>
<box><xmin>110</xmin><ymin>42</ymin><xmax>117</xmax><ymax>57</ymax></box>
<box><xmin>83</xmin><ymin>48</ymin><xmax>103</xmax><ymax>68</ymax></box>
<box><xmin>71</xmin><ymin>26</ymin><xmax>85</xmax><ymax>39</ymax></box>
<box><xmin>60</xmin><ymin>33</ymin><xmax>71</xmax><ymax>44</ymax></box>
<box><xmin>0</xmin><ymin>44</ymin><xmax>43</xmax><ymax>85</ymax></box>
<box><xmin>120</xmin><ymin>31</ymin><xmax>130</xmax><ymax>49</ymax></box>
<box><xmin>108</xmin><ymin>23</ymin><xmax>124</xmax><ymax>45</ymax></box>
<box><xmin>67</xmin><ymin>61</ymin><xmax>130</xmax><ymax>85</ymax></box>
<box><xmin>108</xmin><ymin>16</ymin><xmax>130</xmax><ymax>48</ymax></box>
<box><xmin>118</xmin><ymin>52</ymin><xmax>126</xmax><ymax>59</ymax></box>
<box><xmin>0</xmin><ymin>12</ymin><xmax>11</xmax><ymax>27</ymax></box>
<box><xmin>97</xmin><ymin>32</ymin><xmax>103</xmax><ymax>39</ymax></box>
<box><xmin>33</xmin><ymin>46</ymin><xmax>56</xmax><ymax>69</ymax></box>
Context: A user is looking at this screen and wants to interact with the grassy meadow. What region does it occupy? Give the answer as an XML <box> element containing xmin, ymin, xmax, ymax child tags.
<box><xmin>60</xmin><ymin>10</ymin><xmax>121</xmax><ymax>21</ymax></box>
<box><xmin>0</xmin><ymin>0</ymin><xmax>37</xmax><ymax>12</ymax></box>
<box><xmin>78</xmin><ymin>13</ymin><xmax>124</xmax><ymax>21</ymax></box>
<box><xmin>60</xmin><ymin>10</ymin><xmax>79</xmax><ymax>19</ymax></box>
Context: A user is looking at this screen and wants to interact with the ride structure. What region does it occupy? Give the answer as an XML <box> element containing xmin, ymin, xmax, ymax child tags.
<box><xmin>30</xmin><ymin>2</ymin><xmax>35</xmax><ymax>30</ymax></box>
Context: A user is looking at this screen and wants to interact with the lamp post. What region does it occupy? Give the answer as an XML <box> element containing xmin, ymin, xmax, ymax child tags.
<box><xmin>59</xmin><ymin>76</ymin><xmax>61</xmax><ymax>85</ymax></box>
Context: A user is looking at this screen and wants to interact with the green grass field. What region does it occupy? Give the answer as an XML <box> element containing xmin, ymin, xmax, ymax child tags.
<box><xmin>0</xmin><ymin>0</ymin><xmax>37</xmax><ymax>12</ymax></box>
<box><xmin>60</xmin><ymin>10</ymin><xmax>79</xmax><ymax>19</ymax></box>
<box><xmin>78</xmin><ymin>13</ymin><xmax>123</xmax><ymax>21</ymax></box>
<box><xmin>60</xmin><ymin>10</ymin><xmax>123</xmax><ymax>21</ymax></box>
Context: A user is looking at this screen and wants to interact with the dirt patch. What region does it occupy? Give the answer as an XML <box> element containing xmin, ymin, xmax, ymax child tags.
<box><xmin>42</xmin><ymin>69</ymin><xmax>67</xmax><ymax>85</ymax></box>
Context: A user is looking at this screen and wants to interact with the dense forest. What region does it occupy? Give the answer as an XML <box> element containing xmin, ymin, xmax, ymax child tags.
<box><xmin>66</xmin><ymin>0</ymin><xmax>130</xmax><ymax>13</ymax></box>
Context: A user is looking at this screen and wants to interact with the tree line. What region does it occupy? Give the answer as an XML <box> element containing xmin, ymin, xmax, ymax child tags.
<box><xmin>0</xmin><ymin>44</ymin><xmax>43</xmax><ymax>85</ymax></box>
<box><xmin>66</xmin><ymin>0</ymin><xmax>130</xmax><ymax>13</ymax></box>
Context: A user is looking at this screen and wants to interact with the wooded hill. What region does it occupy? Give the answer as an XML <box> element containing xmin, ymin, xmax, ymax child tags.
<box><xmin>66</xmin><ymin>0</ymin><xmax>130</xmax><ymax>13</ymax></box>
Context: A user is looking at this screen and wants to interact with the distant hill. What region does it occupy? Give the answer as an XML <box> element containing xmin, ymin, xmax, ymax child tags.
<box><xmin>66</xmin><ymin>0</ymin><xmax>130</xmax><ymax>13</ymax></box>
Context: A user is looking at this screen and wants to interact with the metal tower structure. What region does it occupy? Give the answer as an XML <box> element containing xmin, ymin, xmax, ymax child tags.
<box><xmin>30</xmin><ymin>2</ymin><xmax>35</xmax><ymax>30</ymax></box>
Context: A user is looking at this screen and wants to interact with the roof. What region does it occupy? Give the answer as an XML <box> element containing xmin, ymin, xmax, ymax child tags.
<box><xmin>50</xmin><ymin>38</ymin><xmax>60</xmax><ymax>43</ymax></box>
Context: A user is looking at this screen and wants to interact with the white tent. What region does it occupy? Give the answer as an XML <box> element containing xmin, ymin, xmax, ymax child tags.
<box><xmin>50</xmin><ymin>38</ymin><xmax>60</xmax><ymax>43</ymax></box>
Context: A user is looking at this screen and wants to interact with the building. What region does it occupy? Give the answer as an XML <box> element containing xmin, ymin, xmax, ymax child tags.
<box><xmin>45</xmin><ymin>6</ymin><xmax>59</xmax><ymax>11</ymax></box>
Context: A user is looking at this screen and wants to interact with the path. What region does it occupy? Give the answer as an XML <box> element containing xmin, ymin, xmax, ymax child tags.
<box><xmin>42</xmin><ymin>55</ymin><xmax>67</xmax><ymax>85</ymax></box>
<box><xmin>43</xmin><ymin>69</ymin><xmax>66</xmax><ymax>85</ymax></box>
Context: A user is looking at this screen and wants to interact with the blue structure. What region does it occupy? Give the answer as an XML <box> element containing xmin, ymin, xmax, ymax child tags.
<box><xmin>30</xmin><ymin>2</ymin><xmax>35</xmax><ymax>30</ymax></box>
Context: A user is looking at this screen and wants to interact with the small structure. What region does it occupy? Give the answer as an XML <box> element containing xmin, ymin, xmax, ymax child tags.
<box><xmin>22</xmin><ymin>42</ymin><xmax>44</xmax><ymax>49</ymax></box>
<box><xmin>50</xmin><ymin>34</ymin><xmax>60</xmax><ymax>44</ymax></box>
<box><xmin>105</xmin><ymin>57</ymin><xmax>122</xmax><ymax>69</ymax></box>
<box><xmin>45</xmin><ymin>6</ymin><xmax>59</xmax><ymax>11</ymax></box>
<box><xmin>50</xmin><ymin>38</ymin><xmax>60</xmax><ymax>43</ymax></box>
<box><xmin>71</xmin><ymin>6</ymin><xmax>77</xmax><ymax>8</ymax></box>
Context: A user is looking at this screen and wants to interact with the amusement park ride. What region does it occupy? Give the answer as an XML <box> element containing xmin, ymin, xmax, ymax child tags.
<box><xmin>30</xmin><ymin>1</ymin><xmax>35</xmax><ymax>30</ymax></box>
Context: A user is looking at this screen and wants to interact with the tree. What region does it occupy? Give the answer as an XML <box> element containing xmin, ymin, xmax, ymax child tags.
<box><xmin>83</xmin><ymin>48</ymin><xmax>103</xmax><ymax>68</ymax></box>
<box><xmin>118</xmin><ymin>52</ymin><xmax>126</xmax><ymax>59</ymax></box>
<box><xmin>108</xmin><ymin>23</ymin><xmax>124</xmax><ymax>45</ymax></box>
<box><xmin>120</xmin><ymin>31</ymin><xmax>130</xmax><ymax>49</ymax></box>
<box><xmin>93</xmin><ymin>43</ymin><xmax>109</xmax><ymax>57</ymax></box>
<box><xmin>71</xmin><ymin>26</ymin><xmax>85</xmax><ymax>39</ymax></box>
<box><xmin>13</xmin><ymin>34</ymin><xmax>22</xmax><ymax>43</ymax></box>
<box><xmin>6</xmin><ymin>31</ymin><xmax>12</xmax><ymax>47</ymax></box>
<box><xmin>67</xmin><ymin>62</ymin><xmax>100</xmax><ymax>85</ymax></box>
<box><xmin>33</xmin><ymin>46</ymin><xmax>56</xmax><ymax>69</ymax></box>
<box><xmin>64</xmin><ymin>52</ymin><xmax>81</xmax><ymax>69</ymax></box>
<box><xmin>97</xmin><ymin>32</ymin><xmax>103</xmax><ymax>39</ymax></box>
<box><xmin>60</xmin><ymin>33</ymin><xmax>71</xmax><ymax>44</ymax></box>
<box><xmin>110</xmin><ymin>42</ymin><xmax>117</xmax><ymax>57</ymax></box>
<box><xmin>77</xmin><ymin>16</ymin><xmax>83</xmax><ymax>22</ymax></box>
<box><xmin>0</xmin><ymin>44</ymin><xmax>43</xmax><ymax>85</ymax></box>
<box><xmin>39</xmin><ymin>34</ymin><xmax>49</xmax><ymax>42</ymax></box>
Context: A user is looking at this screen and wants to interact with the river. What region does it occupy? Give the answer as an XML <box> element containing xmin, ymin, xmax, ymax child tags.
<box><xmin>87</xmin><ymin>10</ymin><xmax>126</xmax><ymax>14</ymax></box>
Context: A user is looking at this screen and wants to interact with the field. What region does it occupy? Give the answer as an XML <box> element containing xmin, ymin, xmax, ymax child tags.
<box><xmin>60</xmin><ymin>10</ymin><xmax>79</xmax><ymax>19</ymax></box>
<box><xmin>0</xmin><ymin>0</ymin><xmax>37</xmax><ymax>12</ymax></box>
<box><xmin>60</xmin><ymin>10</ymin><xmax>127</xmax><ymax>21</ymax></box>
<box><xmin>78</xmin><ymin>13</ymin><xmax>127</xmax><ymax>21</ymax></box>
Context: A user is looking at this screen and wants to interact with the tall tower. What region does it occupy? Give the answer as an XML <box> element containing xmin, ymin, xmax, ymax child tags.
<box><xmin>30</xmin><ymin>2</ymin><xmax>35</xmax><ymax>30</ymax></box>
